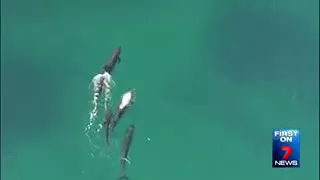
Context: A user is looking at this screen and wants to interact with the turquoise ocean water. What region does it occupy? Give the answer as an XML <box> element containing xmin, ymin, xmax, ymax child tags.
<box><xmin>1</xmin><ymin>0</ymin><xmax>319</xmax><ymax>179</ymax></box>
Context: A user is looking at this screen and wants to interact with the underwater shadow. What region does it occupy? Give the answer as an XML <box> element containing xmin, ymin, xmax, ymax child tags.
<box><xmin>1</xmin><ymin>54</ymin><xmax>65</xmax><ymax>151</ymax></box>
<box><xmin>204</xmin><ymin>6</ymin><xmax>319</xmax><ymax>113</ymax></box>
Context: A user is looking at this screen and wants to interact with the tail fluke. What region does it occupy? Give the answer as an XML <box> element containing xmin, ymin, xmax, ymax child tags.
<box><xmin>120</xmin><ymin>157</ymin><xmax>131</xmax><ymax>164</ymax></box>
<box><xmin>117</xmin><ymin>175</ymin><xmax>129</xmax><ymax>180</ymax></box>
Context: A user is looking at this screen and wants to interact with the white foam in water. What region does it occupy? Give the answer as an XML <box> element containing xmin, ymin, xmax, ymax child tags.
<box><xmin>84</xmin><ymin>72</ymin><xmax>136</xmax><ymax>162</ymax></box>
<box><xmin>85</xmin><ymin>71</ymin><xmax>116</xmax><ymax>157</ymax></box>
<box><xmin>85</xmin><ymin>71</ymin><xmax>115</xmax><ymax>134</ymax></box>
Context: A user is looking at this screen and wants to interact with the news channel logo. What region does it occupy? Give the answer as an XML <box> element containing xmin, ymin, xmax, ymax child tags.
<box><xmin>272</xmin><ymin>129</ymin><xmax>300</xmax><ymax>168</ymax></box>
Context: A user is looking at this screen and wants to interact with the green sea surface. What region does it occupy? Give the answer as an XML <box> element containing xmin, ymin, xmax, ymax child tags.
<box><xmin>1</xmin><ymin>0</ymin><xmax>319</xmax><ymax>180</ymax></box>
